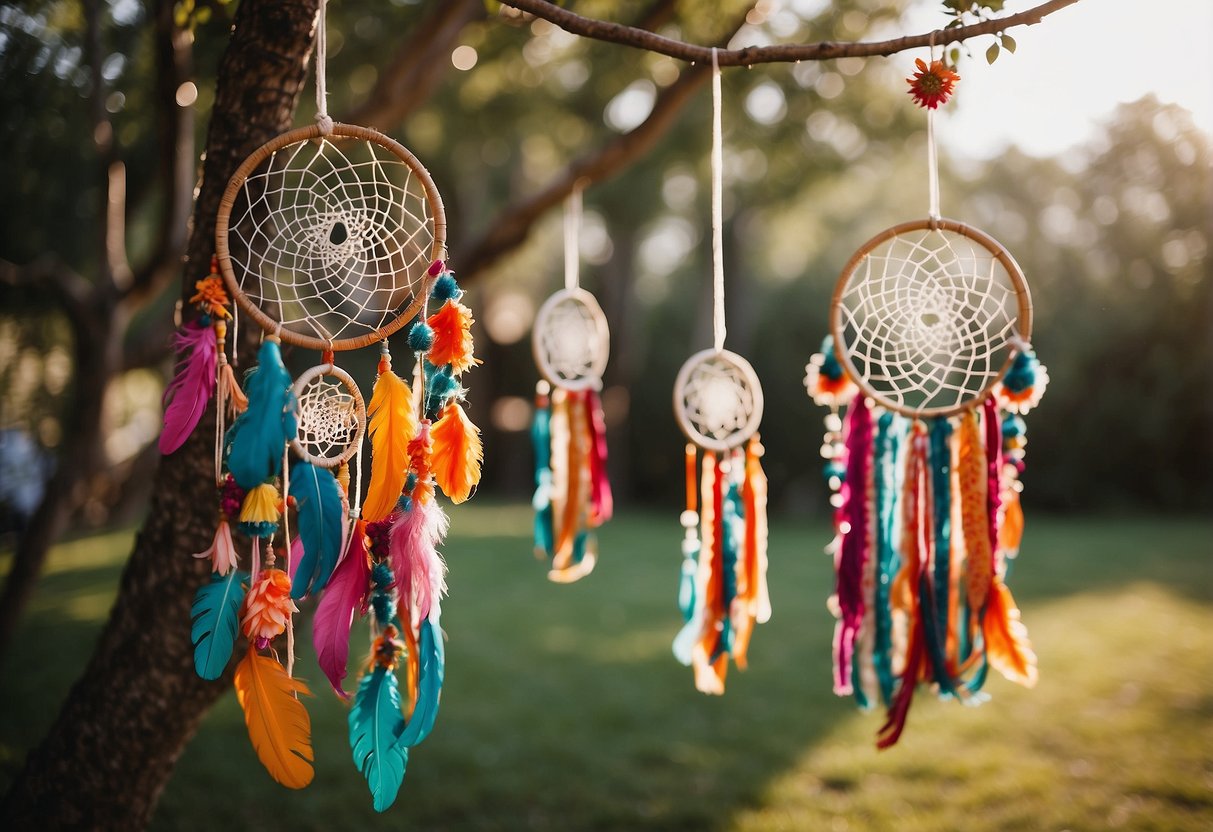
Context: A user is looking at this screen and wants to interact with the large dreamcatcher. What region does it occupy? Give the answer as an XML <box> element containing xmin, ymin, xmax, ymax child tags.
<box><xmin>160</xmin><ymin>0</ymin><xmax>482</xmax><ymax>811</ymax></box>
<box><xmin>530</xmin><ymin>185</ymin><xmax>613</xmax><ymax>583</ymax></box>
<box><xmin>804</xmin><ymin>53</ymin><xmax>1048</xmax><ymax>748</ymax></box>
<box><xmin>671</xmin><ymin>50</ymin><xmax>770</xmax><ymax>696</ymax></box>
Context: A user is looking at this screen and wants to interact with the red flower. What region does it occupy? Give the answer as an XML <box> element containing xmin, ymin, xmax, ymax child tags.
<box><xmin>906</xmin><ymin>58</ymin><xmax>960</xmax><ymax>109</ymax></box>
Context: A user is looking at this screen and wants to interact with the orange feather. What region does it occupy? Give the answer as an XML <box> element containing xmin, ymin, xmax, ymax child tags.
<box><xmin>427</xmin><ymin>300</ymin><xmax>477</xmax><ymax>373</ymax></box>
<box><xmin>233</xmin><ymin>648</ymin><xmax>315</xmax><ymax>789</ymax></box>
<box><xmin>363</xmin><ymin>363</ymin><xmax>418</xmax><ymax>522</ymax></box>
<box><xmin>983</xmin><ymin>578</ymin><xmax>1038</xmax><ymax>688</ymax></box>
<box><xmin>430</xmin><ymin>402</ymin><xmax>483</xmax><ymax>504</ymax></box>
<box><xmin>999</xmin><ymin>488</ymin><xmax>1025</xmax><ymax>556</ymax></box>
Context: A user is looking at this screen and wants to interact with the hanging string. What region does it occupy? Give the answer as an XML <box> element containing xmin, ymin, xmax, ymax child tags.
<box><xmin>710</xmin><ymin>47</ymin><xmax>726</xmax><ymax>353</ymax></box>
<box><xmin>282</xmin><ymin>446</ymin><xmax>296</xmax><ymax>678</ymax></box>
<box><xmin>564</xmin><ymin>184</ymin><xmax>583</xmax><ymax>292</ymax></box>
<box><xmin>314</xmin><ymin>0</ymin><xmax>333</xmax><ymax>135</ymax></box>
<box><xmin>926</xmin><ymin>34</ymin><xmax>941</xmax><ymax>224</ymax></box>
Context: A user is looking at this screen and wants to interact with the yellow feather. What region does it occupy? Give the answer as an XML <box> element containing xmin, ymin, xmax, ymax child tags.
<box><xmin>431</xmin><ymin>402</ymin><xmax>482</xmax><ymax>504</ymax></box>
<box><xmin>363</xmin><ymin>367</ymin><xmax>418</xmax><ymax>522</ymax></box>
<box><xmin>233</xmin><ymin>648</ymin><xmax>314</xmax><ymax>789</ymax></box>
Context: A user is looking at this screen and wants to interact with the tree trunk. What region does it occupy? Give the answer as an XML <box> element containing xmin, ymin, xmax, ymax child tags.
<box><xmin>0</xmin><ymin>1</ymin><xmax>318</xmax><ymax>828</ymax></box>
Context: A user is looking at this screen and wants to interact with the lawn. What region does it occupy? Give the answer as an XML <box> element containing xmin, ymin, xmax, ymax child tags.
<box><xmin>2</xmin><ymin>506</ymin><xmax>1211</xmax><ymax>831</ymax></box>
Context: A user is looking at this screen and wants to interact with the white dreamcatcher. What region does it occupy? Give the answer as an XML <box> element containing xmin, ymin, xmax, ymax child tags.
<box><xmin>671</xmin><ymin>49</ymin><xmax>769</xmax><ymax>697</ymax></box>
<box><xmin>805</xmin><ymin>40</ymin><xmax>1047</xmax><ymax>751</ymax></box>
<box><xmin>530</xmin><ymin>184</ymin><xmax>613</xmax><ymax>583</ymax></box>
<box><xmin>188</xmin><ymin>0</ymin><xmax>478</xmax><ymax>811</ymax></box>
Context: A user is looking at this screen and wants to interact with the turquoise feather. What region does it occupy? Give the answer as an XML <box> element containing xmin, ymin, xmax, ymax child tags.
<box><xmin>289</xmin><ymin>461</ymin><xmax>344</xmax><ymax>599</ymax></box>
<box><xmin>349</xmin><ymin>665</ymin><xmax>409</xmax><ymax>813</ymax></box>
<box><xmin>190</xmin><ymin>570</ymin><xmax>248</xmax><ymax>680</ymax></box>
<box><xmin>397</xmin><ymin>614</ymin><xmax>444</xmax><ymax>747</ymax></box>
<box><xmin>225</xmin><ymin>339</ymin><xmax>296</xmax><ymax>489</ymax></box>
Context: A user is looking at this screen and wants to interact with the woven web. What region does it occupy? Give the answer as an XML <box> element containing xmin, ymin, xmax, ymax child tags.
<box><xmin>678</xmin><ymin>355</ymin><xmax>758</xmax><ymax>445</ymax></box>
<box><xmin>295</xmin><ymin>374</ymin><xmax>360</xmax><ymax>464</ymax></box>
<box><xmin>837</xmin><ymin>227</ymin><xmax>1019</xmax><ymax>413</ymax></box>
<box><xmin>227</xmin><ymin>136</ymin><xmax>434</xmax><ymax>343</ymax></box>
<box><xmin>537</xmin><ymin>296</ymin><xmax>604</xmax><ymax>384</ymax></box>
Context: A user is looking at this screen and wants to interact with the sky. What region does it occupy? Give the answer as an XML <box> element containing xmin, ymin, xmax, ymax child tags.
<box><xmin>902</xmin><ymin>0</ymin><xmax>1213</xmax><ymax>157</ymax></box>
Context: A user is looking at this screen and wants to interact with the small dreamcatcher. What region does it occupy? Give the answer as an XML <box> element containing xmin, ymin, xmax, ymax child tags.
<box><xmin>161</xmin><ymin>0</ymin><xmax>482</xmax><ymax>811</ymax></box>
<box><xmin>671</xmin><ymin>50</ymin><xmax>770</xmax><ymax>696</ymax></box>
<box><xmin>804</xmin><ymin>50</ymin><xmax>1048</xmax><ymax>748</ymax></box>
<box><xmin>530</xmin><ymin>185</ymin><xmax>613</xmax><ymax>583</ymax></box>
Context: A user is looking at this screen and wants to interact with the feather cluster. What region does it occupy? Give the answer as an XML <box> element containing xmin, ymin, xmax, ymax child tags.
<box><xmin>426</xmin><ymin>300</ymin><xmax>476</xmax><ymax>373</ymax></box>
<box><xmin>194</xmin><ymin>518</ymin><xmax>239</xmax><ymax>576</ymax></box>
<box><xmin>349</xmin><ymin>665</ymin><xmax>409</xmax><ymax>812</ymax></box>
<box><xmin>389</xmin><ymin>498</ymin><xmax>449</xmax><ymax>621</ymax></box>
<box><xmin>313</xmin><ymin>521</ymin><xmax>371</xmax><ymax>698</ymax></box>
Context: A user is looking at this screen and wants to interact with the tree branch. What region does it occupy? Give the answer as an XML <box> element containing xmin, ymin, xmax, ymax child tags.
<box><xmin>498</xmin><ymin>0</ymin><xmax>1082</xmax><ymax>65</ymax></box>
<box><xmin>342</xmin><ymin>0</ymin><xmax>484</xmax><ymax>129</ymax></box>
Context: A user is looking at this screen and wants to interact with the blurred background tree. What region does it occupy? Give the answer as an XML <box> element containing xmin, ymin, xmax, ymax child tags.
<box><xmin>0</xmin><ymin>0</ymin><xmax>1208</xmax><ymax>827</ymax></box>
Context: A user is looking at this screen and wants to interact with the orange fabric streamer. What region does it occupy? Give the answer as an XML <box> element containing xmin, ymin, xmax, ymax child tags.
<box><xmin>430</xmin><ymin>402</ymin><xmax>483</xmax><ymax>504</ymax></box>
<box><xmin>732</xmin><ymin>439</ymin><xmax>769</xmax><ymax>668</ymax></box>
<box><xmin>692</xmin><ymin>453</ymin><xmax>728</xmax><ymax>695</ymax></box>
<box><xmin>684</xmin><ymin>444</ymin><xmax>697</xmax><ymax>513</ymax></box>
<box><xmin>999</xmin><ymin>487</ymin><xmax>1025</xmax><ymax>556</ymax></box>
<box><xmin>552</xmin><ymin>393</ymin><xmax>584</xmax><ymax>571</ymax></box>
<box><xmin>427</xmin><ymin>300</ymin><xmax>477</xmax><ymax>373</ymax></box>
<box><xmin>408</xmin><ymin>421</ymin><xmax>435</xmax><ymax>504</ymax></box>
<box><xmin>233</xmin><ymin>648</ymin><xmax>314</xmax><ymax>789</ymax></box>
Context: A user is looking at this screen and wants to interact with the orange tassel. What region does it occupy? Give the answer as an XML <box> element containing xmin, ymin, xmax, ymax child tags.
<box><xmin>233</xmin><ymin>648</ymin><xmax>314</xmax><ymax>789</ymax></box>
<box><xmin>430</xmin><ymin>402</ymin><xmax>483</xmax><ymax>504</ymax></box>
<box><xmin>241</xmin><ymin>568</ymin><xmax>296</xmax><ymax>642</ymax></box>
<box><xmin>407</xmin><ymin>421</ymin><xmax>435</xmax><ymax>504</ymax></box>
<box><xmin>403</xmin><ymin>619</ymin><xmax>420</xmax><ymax>719</ymax></box>
<box><xmin>363</xmin><ymin>357</ymin><xmax>419</xmax><ymax>522</ymax></box>
<box><xmin>999</xmin><ymin>487</ymin><xmax>1025</xmax><ymax>556</ymax></box>
<box><xmin>983</xmin><ymin>578</ymin><xmax>1038</xmax><ymax>688</ymax></box>
<box><xmin>427</xmin><ymin>300</ymin><xmax>477</xmax><ymax>373</ymax></box>
<box><xmin>552</xmin><ymin>393</ymin><xmax>585</xmax><ymax>571</ymax></box>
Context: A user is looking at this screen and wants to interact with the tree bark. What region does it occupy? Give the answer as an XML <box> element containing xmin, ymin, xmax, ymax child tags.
<box><xmin>0</xmin><ymin>1</ymin><xmax>318</xmax><ymax>828</ymax></box>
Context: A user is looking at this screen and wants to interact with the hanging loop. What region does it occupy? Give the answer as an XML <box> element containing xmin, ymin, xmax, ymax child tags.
<box><xmin>710</xmin><ymin>47</ymin><xmax>726</xmax><ymax>354</ymax></box>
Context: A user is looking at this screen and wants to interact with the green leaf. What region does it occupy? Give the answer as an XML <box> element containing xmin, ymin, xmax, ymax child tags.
<box><xmin>1002</xmin><ymin>34</ymin><xmax>1017</xmax><ymax>53</ymax></box>
<box><xmin>986</xmin><ymin>42</ymin><xmax>1000</xmax><ymax>64</ymax></box>
<box><xmin>950</xmin><ymin>47</ymin><xmax>962</xmax><ymax>65</ymax></box>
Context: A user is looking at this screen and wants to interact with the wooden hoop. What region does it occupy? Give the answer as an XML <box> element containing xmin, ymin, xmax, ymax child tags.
<box><xmin>829</xmin><ymin>217</ymin><xmax>1033</xmax><ymax>419</ymax></box>
<box><xmin>531</xmin><ymin>287</ymin><xmax>610</xmax><ymax>392</ymax></box>
<box><xmin>215</xmin><ymin>122</ymin><xmax>447</xmax><ymax>352</ymax></box>
<box><xmin>289</xmin><ymin>363</ymin><xmax>366</xmax><ymax>468</ymax></box>
<box><xmin>673</xmin><ymin>348</ymin><xmax>765</xmax><ymax>452</ymax></box>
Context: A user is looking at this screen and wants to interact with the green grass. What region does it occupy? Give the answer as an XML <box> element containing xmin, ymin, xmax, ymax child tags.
<box><xmin>2</xmin><ymin>507</ymin><xmax>1211</xmax><ymax>831</ymax></box>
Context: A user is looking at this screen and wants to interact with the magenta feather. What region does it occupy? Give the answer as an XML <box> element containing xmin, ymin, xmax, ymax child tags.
<box><xmin>288</xmin><ymin>536</ymin><xmax>304</xmax><ymax>582</ymax></box>
<box><xmin>389</xmin><ymin>499</ymin><xmax>449</xmax><ymax>621</ymax></box>
<box><xmin>313</xmin><ymin>522</ymin><xmax>370</xmax><ymax>698</ymax></box>
<box><xmin>160</xmin><ymin>322</ymin><xmax>218</xmax><ymax>454</ymax></box>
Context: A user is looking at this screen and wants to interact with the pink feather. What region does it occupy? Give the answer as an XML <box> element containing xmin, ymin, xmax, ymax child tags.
<box><xmin>389</xmin><ymin>499</ymin><xmax>449</xmax><ymax>621</ymax></box>
<box><xmin>160</xmin><ymin>322</ymin><xmax>218</xmax><ymax>454</ymax></box>
<box><xmin>312</xmin><ymin>522</ymin><xmax>370</xmax><ymax>698</ymax></box>
<box><xmin>287</xmin><ymin>536</ymin><xmax>304</xmax><ymax>582</ymax></box>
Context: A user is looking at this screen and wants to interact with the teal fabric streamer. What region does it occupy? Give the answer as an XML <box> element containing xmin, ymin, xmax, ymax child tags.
<box><xmin>225</xmin><ymin>339</ymin><xmax>296</xmax><ymax>489</ymax></box>
<box><xmin>398</xmin><ymin>614</ymin><xmax>444</xmax><ymax>747</ymax></box>
<box><xmin>925</xmin><ymin>418</ymin><xmax>958</xmax><ymax>696</ymax></box>
<box><xmin>712</xmin><ymin>480</ymin><xmax>742</xmax><ymax>660</ymax></box>
<box><xmin>349</xmin><ymin>665</ymin><xmax>409</xmax><ymax>812</ymax></box>
<box><xmin>289</xmin><ymin>461</ymin><xmax>344</xmax><ymax>599</ymax></box>
<box><xmin>530</xmin><ymin>399</ymin><xmax>554</xmax><ymax>557</ymax></box>
<box><xmin>678</xmin><ymin>538</ymin><xmax>699</xmax><ymax>623</ymax></box>
<box><xmin>190</xmin><ymin>570</ymin><xmax>248</xmax><ymax>680</ymax></box>
<box><xmin>872</xmin><ymin>413</ymin><xmax>905</xmax><ymax>707</ymax></box>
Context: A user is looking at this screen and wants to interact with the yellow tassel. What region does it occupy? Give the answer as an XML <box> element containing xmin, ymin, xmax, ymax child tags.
<box><xmin>430</xmin><ymin>402</ymin><xmax>483</xmax><ymax>504</ymax></box>
<box><xmin>363</xmin><ymin>359</ymin><xmax>419</xmax><ymax>522</ymax></box>
<box><xmin>233</xmin><ymin>648</ymin><xmax>314</xmax><ymax>789</ymax></box>
<box><xmin>240</xmin><ymin>483</ymin><xmax>281</xmax><ymax>525</ymax></box>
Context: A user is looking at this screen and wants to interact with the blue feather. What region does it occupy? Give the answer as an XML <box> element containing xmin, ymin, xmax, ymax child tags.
<box><xmin>289</xmin><ymin>461</ymin><xmax>344</xmax><ymax>599</ymax></box>
<box><xmin>397</xmin><ymin>614</ymin><xmax>444</xmax><ymax>747</ymax></box>
<box><xmin>226</xmin><ymin>340</ymin><xmax>297</xmax><ymax>489</ymax></box>
<box><xmin>190</xmin><ymin>570</ymin><xmax>248</xmax><ymax>680</ymax></box>
<box><xmin>349</xmin><ymin>665</ymin><xmax>409</xmax><ymax>812</ymax></box>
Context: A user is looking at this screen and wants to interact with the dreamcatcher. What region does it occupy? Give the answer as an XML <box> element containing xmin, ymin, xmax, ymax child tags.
<box><xmin>530</xmin><ymin>185</ymin><xmax>613</xmax><ymax>583</ymax></box>
<box><xmin>804</xmin><ymin>52</ymin><xmax>1047</xmax><ymax>748</ymax></box>
<box><xmin>161</xmin><ymin>0</ymin><xmax>482</xmax><ymax>811</ymax></box>
<box><xmin>671</xmin><ymin>50</ymin><xmax>770</xmax><ymax>695</ymax></box>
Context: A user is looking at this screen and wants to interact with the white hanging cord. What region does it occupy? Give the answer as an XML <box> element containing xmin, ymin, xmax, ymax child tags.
<box><xmin>926</xmin><ymin>33</ymin><xmax>941</xmax><ymax>224</ymax></box>
<box><xmin>231</xmin><ymin>306</ymin><xmax>239</xmax><ymax>367</ymax></box>
<box><xmin>710</xmin><ymin>47</ymin><xmax>726</xmax><ymax>353</ymax></box>
<box><xmin>314</xmin><ymin>0</ymin><xmax>333</xmax><ymax>135</ymax></box>
<box><xmin>563</xmin><ymin>184</ymin><xmax>583</xmax><ymax>292</ymax></box>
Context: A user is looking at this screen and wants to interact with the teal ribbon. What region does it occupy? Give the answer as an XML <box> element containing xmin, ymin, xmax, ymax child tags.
<box><xmin>873</xmin><ymin>412</ymin><xmax>905</xmax><ymax>707</ymax></box>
